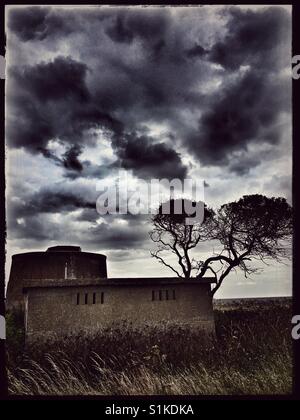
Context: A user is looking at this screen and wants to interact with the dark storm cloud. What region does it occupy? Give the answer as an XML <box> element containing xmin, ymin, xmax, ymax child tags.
<box><xmin>7</xmin><ymin>6</ymin><xmax>75</xmax><ymax>41</ymax></box>
<box><xmin>8</xmin><ymin>55</ymin><xmax>111</xmax><ymax>162</ymax></box>
<box><xmin>113</xmin><ymin>133</ymin><xmax>187</xmax><ymax>179</ymax></box>
<box><xmin>8</xmin><ymin>6</ymin><xmax>51</xmax><ymax>41</ymax></box>
<box><xmin>38</xmin><ymin>147</ymin><xmax>62</xmax><ymax>165</ymax></box>
<box><xmin>10</xmin><ymin>216</ymin><xmax>59</xmax><ymax>241</ymax></box>
<box><xmin>188</xmin><ymin>70</ymin><xmax>290</xmax><ymax>166</ymax></box>
<box><xmin>10</xmin><ymin>189</ymin><xmax>95</xmax><ymax>219</ymax></box>
<box><xmin>7</xmin><ymin>50</ymin><xmax>186</xmax><ymax>179</ymax></box>
<box><xmin>7</xmin><ymin>56</ymin><xmax>94</xmax><ymax>152</ymax></box>
<box><xmin>85</xmin><ymin>221</ymin><xmax>148</xmax><ymax>249</ymax></box>
<box><xmin>62</xmin><ymin>162</ymin><xmax>112</xmax><ymax>180</ymax></box>
<box><xmin>32</xmin><ymin>190</ymin><xmax>95</xmax><ymax>213</ymax></box>
<box><xmin>77</xmin><ymin>208</ymin><xmax>99</xmax><ymax>222</ymax></box>
<box><xmin>185</xmin><ymin>44</ymin><xmax>208</xmax><ymax>58</ymax></box>
<box><xmin>228</xmin><ymin>155</ymin><xmax>261</xmax><ymax>176</ymax></box>
<box><xmin>6</xmin><ymin>6</ymin><xmax>293</xmax><ymax>286</ymax></box>
<box><xmin>6</xmin><ymin>185</ymin><xmax>96</xmax><ymax>242</ymax></box>
<box><xmin>10</xmin><ymin>215</ymin><xmax>148</xmax><ymax>250</ymax></box>
<box><xmin>105</xmin><ymin>9</ymin><xmax>169</xmax><ymax>44</ymax></box>
<box><xmin>187</xmin><ymin>6</ymin><xmax>291</xmax><ymax>169</ymax></box>
<box><xmin>105</xmin><ymin>15</ymin><xmax>134</xmax><ymax>43</ymax></box>
<box><xmin>6</xmin><ymin>7</ymin><xmax>210</xmax><ymax>180</ymax></box>
<box><xmin>7</xmin><ymin>184</ymin><xmax>149</xmax><ymax>249</ymax></box>
<box><xmin>12</xmin><ymin>56</ymin><xmax>90</xmax><ymax>102</ymax></box>
<box><xmin>39</xmin><ymin>144</ymin><xmax>91</xmax><ymax>174</ymax></box>
<box><xmin>209</xmin><ymin>6</ymin><xmax>290</xmax><ymax>71</ymax></box>
<box><xmin>38</xmin><ymin>144</ymin><xmax>114</xmax><ymax>180</ymax></box>
<box><xmin>39</xmin><ymin>145</ymin><xmax>84</xmax><ymax>173</ymax></box>
<box><xmin>62</xmin><ymin>145</ymin><xmax>84</xmax><ymax>172</ymax></box>
<box><xmin>6</xmin><ymin>6</ymin><xmax>291</xmax><ymax>185</ymax></box>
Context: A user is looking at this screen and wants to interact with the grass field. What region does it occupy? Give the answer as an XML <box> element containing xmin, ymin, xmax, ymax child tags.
<box><xmin>6</xmin><ymin>298</ymin><xmax>293</xmax><ymax>396</ymax></box>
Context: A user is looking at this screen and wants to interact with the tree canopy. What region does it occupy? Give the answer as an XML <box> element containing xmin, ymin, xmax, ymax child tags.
<box><xmin>150</xmin><ymin>194</ymin><xmax>292</xmax><ymax>296</ymax></box>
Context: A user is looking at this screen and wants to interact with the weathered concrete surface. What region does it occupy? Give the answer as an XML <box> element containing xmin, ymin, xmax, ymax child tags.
<box><xmin>6</xmin><ymin>247</ymin><xmax>107</xmax><ymax>311</ymax></box>
<box><xmin>24</xmin><ymin>282</ymin><xmax>215</xmax><ymax>342</ymax></box>
<box><xmin>7</xmin><ymin>246</ymin><xmax>216</xmax><ymax>342</ymax></box>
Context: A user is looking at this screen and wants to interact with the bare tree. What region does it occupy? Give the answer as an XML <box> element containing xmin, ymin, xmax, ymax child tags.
<box><xmin>150</xmin><ymin>195</ymin><xmax>293</xmax><ymax>296</ymax></box>
<box><xmin>150</xmin><ymin>199</ymin><xmax>215</xmax><ymax>279</ymax></box>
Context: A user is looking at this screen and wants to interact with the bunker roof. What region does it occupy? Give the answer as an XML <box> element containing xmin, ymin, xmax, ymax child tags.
<box><xmin>23</xmin><ymin>276</ymin><xmax>216</xmax><ymax>290</ymax></box>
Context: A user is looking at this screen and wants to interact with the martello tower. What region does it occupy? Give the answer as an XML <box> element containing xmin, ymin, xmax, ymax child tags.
<box><xmin>6</xmin><ymin>246</ymin><xmax>107</xmax><ymax>311</ymax></box>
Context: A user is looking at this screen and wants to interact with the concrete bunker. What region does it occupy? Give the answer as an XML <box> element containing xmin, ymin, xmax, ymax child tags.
<box><xmin>7</xmin><ymin>246</ymin><xmax>216</xmax><ymax>341</ymax></box>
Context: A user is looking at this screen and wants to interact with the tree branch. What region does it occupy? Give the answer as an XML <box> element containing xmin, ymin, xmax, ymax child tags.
<box><xmin>150</xmin><ymin>251</ymin><xmax>183</xmax><ymax>278</ymax></box>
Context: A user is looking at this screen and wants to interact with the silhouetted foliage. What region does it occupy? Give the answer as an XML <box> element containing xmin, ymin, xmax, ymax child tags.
<box><xmin>150</xmin><ymin>195</ymin><xmax>292</xmax><ymax>295</ymax></box>
<box><xmin>150</xmin><ymin>199</ymin><xmax>215</xmax><ymax>278</ymax></box>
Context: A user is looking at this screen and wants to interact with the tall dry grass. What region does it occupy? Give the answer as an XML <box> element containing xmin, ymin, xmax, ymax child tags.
<box><xmin>6</xmin><ymin>299</ymin><xmax>293</xmax><ymax>396</ymax></box>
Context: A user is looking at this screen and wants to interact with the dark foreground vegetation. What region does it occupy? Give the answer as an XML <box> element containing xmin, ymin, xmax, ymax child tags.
<box><xmin>6</xmin><ymin>299</ymin><xmax>292</xmax><ymax>395</ymax></box>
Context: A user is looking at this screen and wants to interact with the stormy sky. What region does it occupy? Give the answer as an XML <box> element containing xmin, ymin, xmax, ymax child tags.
<box><xmin>5</xmin><ymin>5</ymin><xmax>292</xmax><ymax>298</ymax></box>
